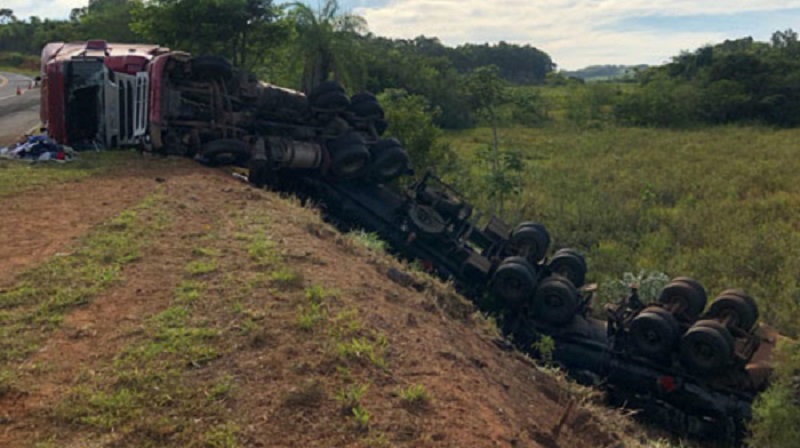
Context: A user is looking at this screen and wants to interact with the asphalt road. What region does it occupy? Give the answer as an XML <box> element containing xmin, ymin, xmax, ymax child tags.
<box><xmin>0</xmin><ymin>72</ymin><xmax>42</xmax><ymax>146</ymax></box>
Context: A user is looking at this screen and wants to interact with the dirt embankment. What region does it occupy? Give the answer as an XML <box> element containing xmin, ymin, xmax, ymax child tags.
<box><xmin>0</xmin><ymin>156</ymin><xmax>643</xmax><ymax>447</ymax></box>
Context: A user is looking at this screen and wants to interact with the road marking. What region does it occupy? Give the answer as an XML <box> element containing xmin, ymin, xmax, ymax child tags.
<box><xmin>0</xmin><ymin>74</ymin><xmax>7</xmax><ymax>88</ymax></box>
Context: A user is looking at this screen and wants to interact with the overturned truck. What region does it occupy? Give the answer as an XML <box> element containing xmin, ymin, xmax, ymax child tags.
<box><xmin>41</xmin><ymin>41</ymin><xmax>782</xmax><ymax>446</ymax></box>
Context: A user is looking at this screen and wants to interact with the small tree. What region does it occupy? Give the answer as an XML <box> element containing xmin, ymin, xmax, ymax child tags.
<box><xmin>466</xmin><ymin>65</ymin><xmax>509</xmax><ymax>213</ymax></box>
<box><xmin>377</xmin><ymin>88</ymin><xmax>453</xmax><ymax>174</ymax></box>
<box><xmin>289</xmin><ymin>0</ymin><xmax>367</xmax><ymax>93</ymax></box>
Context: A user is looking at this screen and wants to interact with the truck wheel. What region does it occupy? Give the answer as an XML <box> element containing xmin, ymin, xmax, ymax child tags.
<box><xmin>369</xmin><ymin>138</ymin><xmax>409</xmax><ymax>184</ymax></box>
<box><xmin>533</xmin><ymin>276</ymin><xmax>579</xmax><ymax>325</ymax></box>
<box><xmin>313</xmin><ymin>91</ymin><xmax>350</xmax><ymax>111</ymax></box>
<box><xmin>408</xmin><ymin>204</ymin><xmax>447</xmax><ymax>236</ymax></box>
<box><xmin>707</xmin><ymin>291</ymin><xmax>759</xmax><ymax>331</ymax></box>
<box><xmin>327</xmin><ymin>139</ymin><xmax>370</xmax><ymax>181</ymax></box>
<box><xmin>200</xmin><ymin>139</ymin><xmax>250</xmax><ymax>166</ymax></box>
<box><xmin>375</xmin><ymin>119</ymin><xmax>388</xmax><ymax>136</ymax></box>
<box><xmin>680</xmin><ymin>320</ymin><xmax>735</xmax><ymax>376</ymax></box>
<box><xmin>191</xmin><ymin>56</ymin><xmax>233</xmax><ymax>81</ymax></box>
<box><xmin>492</xmin><ymin>257</ymin><xmax>538</xmax><ymax>307</ymax></box>
<box><xmin>349</xmin><ymin>100</ymin><xmax>384</xmax><ymax>119</ymax></box>
<box><xmin>509</xmin><ymin>222</ymin><xmax>550</xmax><ymax>263</ymax></box>
<box><xmin>351</xmin><ymin>92</ymin><xmax>378</xmax><ymax>105</ymax></box>
<box><xmin>548</xmin><ymin>248</ymin><xmax>587</xmax><ymax>288</ymax></box>
<box><xmin>658</xmin><ymin>278</ymin><xmax>707</xmax><ymax>321</ymax></box>
<box><xmin>629</xmin><ymin>307</ymin><xmax>680</xmax><ymax>360</ymax></box>
<box><xmin>309</xmin><ymin>80</ymin><xmax>345</xmax><ymax>103</ymax></box>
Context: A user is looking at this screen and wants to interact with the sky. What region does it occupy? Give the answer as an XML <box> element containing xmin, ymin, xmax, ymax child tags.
<box><xmin>5</xmin><ymin>0</ymin><xmax>800</xmax><ymax>69</ymax></box>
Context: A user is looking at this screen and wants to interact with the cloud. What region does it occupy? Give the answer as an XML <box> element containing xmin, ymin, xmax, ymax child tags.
<box><xmin>4</xmin><ymin>0</ymin><xmax>86</xmax><ymax>20</ymax></box>
<box><xmin>355</xmin><ymin>0</ymin><xmax>800</xmax><ymax>69</ymax></box>
<box><xmin>6</xmin><ymin>0</ymin><xmax>800</xmax><ymax>69</ymax></box>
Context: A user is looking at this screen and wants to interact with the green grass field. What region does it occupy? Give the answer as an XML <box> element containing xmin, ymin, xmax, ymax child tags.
<box><xmin>443</xmin><ymin>125</ymin><xmax>800</xmax><ymax>337</ymax></box>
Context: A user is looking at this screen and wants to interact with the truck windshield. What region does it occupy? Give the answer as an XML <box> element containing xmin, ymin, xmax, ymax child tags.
<box><xmin>65</xmin><ymin>59</ymin><xmax>105</xmax><ymax>148</ymax></box>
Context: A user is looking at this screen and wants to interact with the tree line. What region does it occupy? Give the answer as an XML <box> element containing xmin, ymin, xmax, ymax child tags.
<box><xmin>616</xmin><ymin>31</ymin><xmax>800</xmax><ymax>127</ymax></box>
<box><xmin>0</xmin><ymin>0</ymin><xmax>553</xmax><ymax>129</ymax></box>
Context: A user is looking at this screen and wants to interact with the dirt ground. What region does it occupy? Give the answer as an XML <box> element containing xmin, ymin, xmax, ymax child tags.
<box><xmin>0</xmin><ymin>156</ymin><xmax>642</xmax><ymax>448</ymax></box>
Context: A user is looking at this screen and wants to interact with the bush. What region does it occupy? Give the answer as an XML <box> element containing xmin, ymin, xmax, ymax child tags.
<box><xmin>378</xmin><ymin>89</ymin><xmax>454</xmax><ymax>173</ymax></box>
<box><xmin>749</xmin><ymin>340</ymin><xmax>800</xmax><ymax>447</ymax></box>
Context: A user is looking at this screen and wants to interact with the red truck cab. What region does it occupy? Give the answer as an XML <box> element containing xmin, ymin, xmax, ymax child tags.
<box><xmin>40</xmin><ymin>40</ymin><xmax>169</xmax><ymax>148</ymax></box>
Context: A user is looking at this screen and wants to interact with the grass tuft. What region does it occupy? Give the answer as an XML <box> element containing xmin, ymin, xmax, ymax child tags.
<box><xmin>397</xmin><ymin>384</ymin><xmax>431</xmax><ymax>407</ymax></box>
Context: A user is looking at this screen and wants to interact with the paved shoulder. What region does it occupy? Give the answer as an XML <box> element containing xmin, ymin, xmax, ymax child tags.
<box><xmin>0</xmin><ymin>72</ymin><xmax>42</xmax><ymax>145</ymax></box>
<box><xmin>0</xmin><ymin>72</ymin><xmax>35</xmax><ymax>99</ymax></box>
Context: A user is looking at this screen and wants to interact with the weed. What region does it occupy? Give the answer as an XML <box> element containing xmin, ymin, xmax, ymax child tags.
<box><xmin>0</xmin><ymin>368</ymin><xmax>14</xmax><ymax>396</ymax></box>
<box><xmin>270</xmin><ymin>267</ymin><xmax>304</xmax><ymax>290</ymax></box>
<box><xmin>248</xmin><ymin>235</ymin><xmax>279</xmax><ymax>266</ymax></box>
<box><xmin>336</xmin><ymin>366</ymin><xmax>352</xmax><ymax>382</ymax></box>
<box><xmin>203</xmin><ymin>422</ymin><xmax>240</xmax><ymax>448</ymax></box>
<box><xmin>238</xmin><ymin>318</ymin><xmax>257</xmax><ymax>335</ymax></box>
<box><xmin>368</xmin><ymin>432</ymin><xmax>391</xmax><ymax>447</ymax></box>
<box><xmin>352</xmin><ymin>405</ymin><xmax>371</xmax><ymax>432</ymax></box>
<box><xmin>305</xmin><ymin>285</ymin><xmax>339</xmax><ymax>303</ymax></box>
<box><xmin>337</xmin><ymin>335</ymin><xmax>388</xmax><ymax>369</ymax></box>
<box><xmin>185</xmin><ymin>259</ymin><xmax>218</xmax><ymax>276</ymax></box>
<box><xmin>175</xmin><ymin>280</ymin><xmax>204</xmax><ymax>304</ymax></box>
<box><xmin>297</xmin><ymin>301</ymin><xmax>328</xmax><ymax>331</ymax></box>
<box><xmin>193</xmin><ymin>247</ymin><xmax>222</xmax><ymax>257</ymax></box>
<box><xmin>331</xmin><ymin>308</ymin><xmax>362</xmax><ymax>336</ymax></box>
<box><xmin>531</xmin><ymin>335</ymin><xmax>556</xmax><ymax>364</ymax></box>
<box><xmin>336</xmin><ymin>383</ymin><xmax>369</xmax><ymax>412</ymax></box>
<box><xmin>56</xmin><ymin>386</ymin><xmax>144</xmax><ymax>430</ymax></box>
<box><xmin>398</xmin><ymin>384</ymin><xmax>431</xmax><ymax>407</ymax></box>
<box><xmin>347</xmin><ymin>230</ymin><xmax>387</xmax><ymax>253</ymax></box>
<box><xmin>208</xmin><ymin>375</ymin><xmax>235</xmax><ymax>401</ymax></box>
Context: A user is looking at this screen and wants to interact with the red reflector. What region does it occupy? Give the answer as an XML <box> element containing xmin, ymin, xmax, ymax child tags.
<box><xmin>658</xmin><ymin>375</ymin><xmax>676</xmax><ymax>393</ymax></box>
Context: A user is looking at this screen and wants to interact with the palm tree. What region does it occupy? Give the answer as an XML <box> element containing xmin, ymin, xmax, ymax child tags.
<box><xmin>290</xmin><ymin>0</ymin><xmax>367</xmax><ymax>93</ymax></box>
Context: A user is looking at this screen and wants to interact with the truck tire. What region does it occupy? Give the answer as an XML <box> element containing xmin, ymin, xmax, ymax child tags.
<box><xmin>326</xmin><ymin>132</ymin><xmax>370</xmax><ymax>180</ymax></box>
<box><xmin>548</xmin><ymin>248</ymin><xmax>587</xmax><ymax>288</ymax></box>
<box><xmin>408</xmin><ymin>204</ymin><xmax>447</xmax><ymax>236</ymax></box>
<box><xmin>509</xmin><ymin>222</ymin><xmax>550</xmax><ymax>263</ymax></box>
<box><xmin>658</xmin><ymin>278</ymin><xmax>707</xmax><ymax>321</ymax></box>
<box><xmin>351</xmin><ymin>92</ymin><xmax>378</xmax><ymax>105</ymax></box>
<box><xmin>349</xmin><ymin>100</ymin><xmax>384</xmax><ymax>119</ymax></box>
<box><xmin>191</xmin><ymin>56</ymin><xmax>233</xmax><ymax>81</ymax></box>
<box><xmin>680</xmin><ymin>320</ymin><xmax>735</xmax><ymax>376</ymax></box>
<box><xmin>200</xmin><ymin>139</ymin><xmax>250</xmax><ymax>166</ymax></box>
<box><xmin>629</xmin><ymin>307</ymin><xmax>681</xmax><ymax>360</ymax></box>
<box><xmin>375</xmin><ymin>119</ymin><xmax>388</xmax><ymax>136</ymax></box>
<box><xmin>533</xmin><ymin>276</ymin><xmax>579</xmax><ymax>325</ymax></box>
<box><xmin>492</xmin><ymin>257</ymin><xmax>538</xmax><ymax>307</ymax></box>
<box><xmin>369</xmin><ymin>138</ymin><xmax>409</xmax><ymax>184</ymax></box>
<box><xmin>707</xmin><ymin>291</ymin><xmax>759</xmax><ymax>331</ymax></box>
<box><xmin>309</xmin><ymin>80</ymin><xmax>345</xmax><ymax>102</ymax></box>
<box><xmin>312</xmin><ymin>91</ymin><xmax>350</xmax><ymax>111</ymax></box>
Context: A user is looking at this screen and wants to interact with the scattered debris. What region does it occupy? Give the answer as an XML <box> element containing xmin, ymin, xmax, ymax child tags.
<box><xmin>0</xmin><ymin>134</ymin><xmax>76</xmax><ymax>163</ymax></box>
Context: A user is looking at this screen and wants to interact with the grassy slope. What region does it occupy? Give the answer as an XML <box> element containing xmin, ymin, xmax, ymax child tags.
<box><xmin>0</xmin><ymin>154</ymin><xmax>678</xmax><ymax>448</ymax></box>
<box><xmin>0</xmin><ymin>153</ymin><xmax>143</xmax><ymax>197</ymax></box>
<box><xmin>443</xmin><ymin>125</ymin><xmax>800</xmax><ymax>337</ymax></box>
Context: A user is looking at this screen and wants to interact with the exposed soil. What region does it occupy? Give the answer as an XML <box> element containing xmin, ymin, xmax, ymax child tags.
<box><xmin>0</xmin><ymin>157</ymin><xmax>638</xmax><ymax>447</ymax></box>
<box><xmin>0</xmin><ymin>160</ymin><xmax>198</xmax><ymax>287</ymax></box>
<box><xmin>0</xmin><ymin>167</ymin><xmax>237</xmax><ymax>446</ymax></box>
